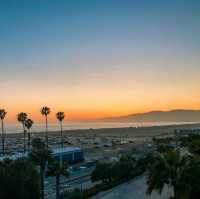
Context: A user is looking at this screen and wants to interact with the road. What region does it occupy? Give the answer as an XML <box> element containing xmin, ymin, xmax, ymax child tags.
<box><xmin>92</xmin><ymin>176</ymin><xmax>172</xmax><ymax>199</ymax></box>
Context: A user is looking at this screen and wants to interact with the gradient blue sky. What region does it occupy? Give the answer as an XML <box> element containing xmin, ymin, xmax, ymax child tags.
<box><xmin>0</xmin><ymin>0</ymin><xmax>200</xmax><ymax>121</ymax></box>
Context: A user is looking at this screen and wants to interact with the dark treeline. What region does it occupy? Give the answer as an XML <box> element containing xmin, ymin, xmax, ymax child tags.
<box><xmin>0</xmin><ymin>158</ymin><xmax>40</xmax><ymax>199</ymax></box>
<box><xmin>0</xmin><ymin>138</ymin><xmax>69</xmax><ymax>199</ymax></box>
<box><xmin>91</xmin><ymin>155</ymin><xmax>145</xmax><ymax>183</ymax></box>
<box><xmin>62</xmin><ymin>155</ymin><xmax>148</xmax><ymax>199</ymax></box>
<box><xmin>0</xmin><ymin>106</ymin><xmax>68</xmax><ymax>199</ymax></box>
<box><xmin>1</xmin><ymin>127</ymin><xmax>200</xmax><ymax>199</ymax></box>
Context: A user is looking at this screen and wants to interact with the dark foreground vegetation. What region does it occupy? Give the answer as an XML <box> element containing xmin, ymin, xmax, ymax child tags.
<box><xmin>63</xmin><ymin>134</ymin><xmax>200</xmax><ymax>199</ymax></box>
<box><xmin>0</xmin><ymin>138</ymin><xmax>69</xmax><ymax>199</ymax></box>
<box><xmin>80</xmin><ymin>155</ymin><xmax>146</xmax><ymax>198</ymax></box>
<box><xmin>62</xmin><ymin>155</ymin><xmax>149</xmax><ymax>199</ymax></box>
<box><xmin>1</xmin><ymin>133</ymin><xmax>200</xmax><ymax>199</ymax></box>
<box><xmin>147</xmin><ymin>134</ymin><xmax>200</xmax><ymax>199</ymax></box>
<box><xmin>0</xmin><ymin>158</ymin><xmax>40</xmax><ymax>199</ymax></box>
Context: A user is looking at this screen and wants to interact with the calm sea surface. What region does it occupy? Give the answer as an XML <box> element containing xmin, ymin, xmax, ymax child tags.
<box><xmin>3</xmin><ymin>122</ymin><xmax>194</xmax><ymax>134</ymax></box>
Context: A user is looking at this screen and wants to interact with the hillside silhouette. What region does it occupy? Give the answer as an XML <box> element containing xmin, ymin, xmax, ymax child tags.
<box><xmin>98</xmin><ymin>110</ymin><xmax>200</xmax><ymax>123</ymax></box>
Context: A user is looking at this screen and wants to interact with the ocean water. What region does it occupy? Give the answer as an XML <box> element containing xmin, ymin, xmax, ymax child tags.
<box><xmin>3</xmin><ymin>122</ymin><xmax>194</xmax><ymax>134</ymax></box>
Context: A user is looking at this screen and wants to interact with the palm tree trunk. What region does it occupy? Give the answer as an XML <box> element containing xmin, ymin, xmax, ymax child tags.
<box><xmin>173</xmin><ymin>186</ymin><xmax>179</xmax><ymax>199</ymax></box>
<box><xmin>56</xmin><ymin>175</ymin><xmax>60</xmax><ymax>199</ymax></box>
<box><xmin>60</xmin><ymin>121</ymin><xmax>63</xmax><ymax>166</ymax></box>
<box><xmin>23</xmin><ymin>123</ymin><xmax>26</xmax><ymax>154</ymax></box>
<box><xmin>28</xmin><ymin>129</ymin><xmax>31</xmax><ymax>152</ymax></box>
<box><xmin>1</xmin><ymin>119</ymin><xmax>5</xmax><ymax>156</ymax></box>
<box><xmin>45</xmin><ymin>116</ymin><xmax>48</xmax><ymax>147</ymax></box>
<box><xmin>60</xmin><ymin>121</ymin><xmax>63</xmax><ymax>148</ymax></box>
<box><xmin>40</xmin><ymin>167</ymin><xmax>45</xmax><ymax>199</ymax></box>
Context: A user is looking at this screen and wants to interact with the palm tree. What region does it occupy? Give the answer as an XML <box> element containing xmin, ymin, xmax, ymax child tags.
<box><xmin>25</xmin><ymin>118</ymin><xmax>34</xmax><ymax>152</ymax></box>
<box><xmin>40</xmin><ymin>106</ymin><xmax>50</xmax><ymax>146</ymax></box>
<box><xmin>29</xmin><ymin>138</ymin><xmax>52</xmax><ymax>199</ymax></box>
<box><xmin>47</xmin><ymin>160</ymin><xmax>69</xmax><ymax>199</ymax></box>
<box><xmin>146</xmin><ymin>149</ymin><xmax>192</xmax><ymax>199</ymax></box>
<box><xmin>56</xmin><ymin>112</ymin><xmax>65</xmax><ymax>165</ymax></box>
<box><xmin>17</xmin><ymin>112</ymin><xmax>27</xmax><ymax>153</ymax></box>
<box><xmin>0</xmin><ymin>109</ymin><xmax>7</xmax><ymax>156</ymax></box>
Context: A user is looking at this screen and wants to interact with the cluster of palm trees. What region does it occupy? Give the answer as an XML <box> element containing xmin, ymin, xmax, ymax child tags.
<box><xmin>0</xmin><ymin>106</ymin><xmax>65</xmax><ymax>156</ymax></box>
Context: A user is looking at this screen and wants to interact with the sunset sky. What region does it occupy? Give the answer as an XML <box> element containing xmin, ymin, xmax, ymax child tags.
<box><xmin>1</xmin><ymin>0</ymin><xmax>200</xmax><ymax>122</ymax></box>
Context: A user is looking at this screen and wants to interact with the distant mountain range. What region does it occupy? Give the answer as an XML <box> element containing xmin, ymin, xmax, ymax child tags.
<box><xmin>97</xmin><ymin>110</ymin><xmax>200</xmax><ymax>123</ymax></box>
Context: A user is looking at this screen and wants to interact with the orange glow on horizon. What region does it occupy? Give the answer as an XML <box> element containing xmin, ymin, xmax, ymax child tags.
<box><xmin>3</xmin><ymin>102</ymin><xmax>200</xmax><ymax>123</ymax></box>
<box><xmin>2</xmin><ymin>60</ymin><xmax>200</xmax><ymax>123</ymax></box>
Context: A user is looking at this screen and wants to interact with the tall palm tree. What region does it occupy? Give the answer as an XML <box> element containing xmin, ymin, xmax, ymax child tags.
<box><xmin>40</xmin><ymin>106</ymin><xmax>50</xmax><ymax>146</ymax></box>
<box><xmin>17</xmin><ymin>112</ymin><xmax>27</xmax><ymax>153</ymax></box>
<box><xmin>29</xmin><ymin>138</ymin><xmax>52</xmax><ymax>199</ymax></box>
<box><xmin>25</xmin><ymin>118</ymin><xmax>34</xmax><ymax>152</ymax></box>
<box><xmin>146</xmin><ymin>149</ymin><xmax>192</xmax><ymax>199</ymax></box>
<box><xmin>56</xmin><ymin>112</ymin><xmax>65</xmax><ymax>166</ymax></box>
<box><xmin>0</xmin><ymin>109</ymin><xmax>7</xmax><ymax>156</ymax></box>
<box><xmin>47</xmin><ymin>161</ymin><xmax>69</xmax><ymax>199</ymax></box>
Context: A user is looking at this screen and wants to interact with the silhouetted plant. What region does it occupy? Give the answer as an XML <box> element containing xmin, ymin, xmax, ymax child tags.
<box><xmin>56</xmin><ymin>111</ymin><xmax>65</xmax><ymax>165</ymax></box>
<box><xmin>146</xmin><ymin>149</ymin><xmax>193</xmax><ymax>199</ymax></box>
<box><xmin>0</xmin><ymin>158</ymin><xmax>40</xmax><ymax>199</ymax></box>
<box><xmin>0</xmin><ymin>109</ymin><xmax>7</xmax><ymax>156</ymax></box>
<box><xmin>29</xmin><ymin>138</ymin><xmax>52</xmax><ymax>199</ymax></box>
<box><xmin>47</xmin><ymin>160</ymin><xmax>69</xmax><ymax>199</ymax></box>
<box><xmin>40</xmin><ymin>106</ymin><xmax>50</xmax><ymax>146</ymax></box>
<box><xmin>92</xmin><ymin>162</ymin><xmax>112</xmax><ymax>183</ymax></box>
<box><xmin>180</xmin><ymin>134</ymin><xmax>200</xmax><ymax>156</ymax></box>
<box><xmin>25</xmin><ymin>118</ymin><xmax>34</xmax><ymax>152</ymax></box>
<box><xmin>17</xmin><ymin>112</ymin><xmax>27</xmax><ymax>153</ymax></box>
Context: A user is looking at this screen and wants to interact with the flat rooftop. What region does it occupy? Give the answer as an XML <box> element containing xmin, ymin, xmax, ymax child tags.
<box><xmin>0</xmin><ymin>147</ymin><xmax>83</xmax><ymax>160</ymax></box>
<box><xmin>53</xmin><ymin>147</ymin><xmax>82</xmax><ymax>155</ymax></box>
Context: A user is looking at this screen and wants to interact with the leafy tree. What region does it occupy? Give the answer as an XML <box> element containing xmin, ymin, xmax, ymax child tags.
<box><xmin>0</xmin><ymin>158</ymin><xmax>40</xmax><ymax>199</ymax></box>
<box><xmin>146</xmin><ymin>149</ymin><xmax>196</xmax><ymax>199</ymax></box>
<box><xmin>111</xmin><ymin>156</ymin><xmax>135</xmax><ymax>182</ymax></box>
<box><xmin>17</xmin><ymin>112</ymin><xmax>28</xmax><ymax>153</ymax></box>
<box><xmin>0</xmin><ymin>109</ymin><xmax>7</xmax><ymax>155</ymax></box>
<box><xmin>25</xmin><ymin>118</ymin><xmax>34</xmax><ymax>152</ymax></box>
<box><xmin>47</xmin><ymin>160</ymin><xmax>69</xmax><ymax>199</ymax></box>
<box><xmin>29</xmin><ymin>138</ymin><xmax>52</xmax><ymax>199</ymax></box>
<box><xmin>40</xmin><ymin>106</ymin><xmax>50</xmax><ymax>146</ymax></box>
<box><xmin>91</xmin><ymin>162</ymin><xmax>112</xmax><ymax>183</ymax></box>
<box><xmin>187</xmin><ymin>157</ymin><xmax>200</xmax><ymax>199</ymax></box>
<box><xmin>181</xmin><ymin>134</ymin><xmax>200</xmax><ymax>156</ymax></box>
<box><xmin>119</xmin><ymin>156</ymin><xmax>135</xmax><ymax>180</ymax></box>
<box><xmin>92</xmin><ymin>156</ymin><xmax>137</xmax><ymax>185</ymax></box>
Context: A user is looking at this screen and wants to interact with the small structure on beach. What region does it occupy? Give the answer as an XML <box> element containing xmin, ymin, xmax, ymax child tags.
<box><xmin>53</xmin><ymin>147</ymin><xmax>84</xmax><ymax>164</ymax></box>
<box><xmin>0</xmin><ymin>147</ymin><xmax>84</xmax><ymax>164</ymax></box>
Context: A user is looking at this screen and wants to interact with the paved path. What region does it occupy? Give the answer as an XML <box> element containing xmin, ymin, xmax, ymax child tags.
<box><xmin>92</xmin><ymin>176</ymin><xmax>172</xmax><ymax>199</ymax></box>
